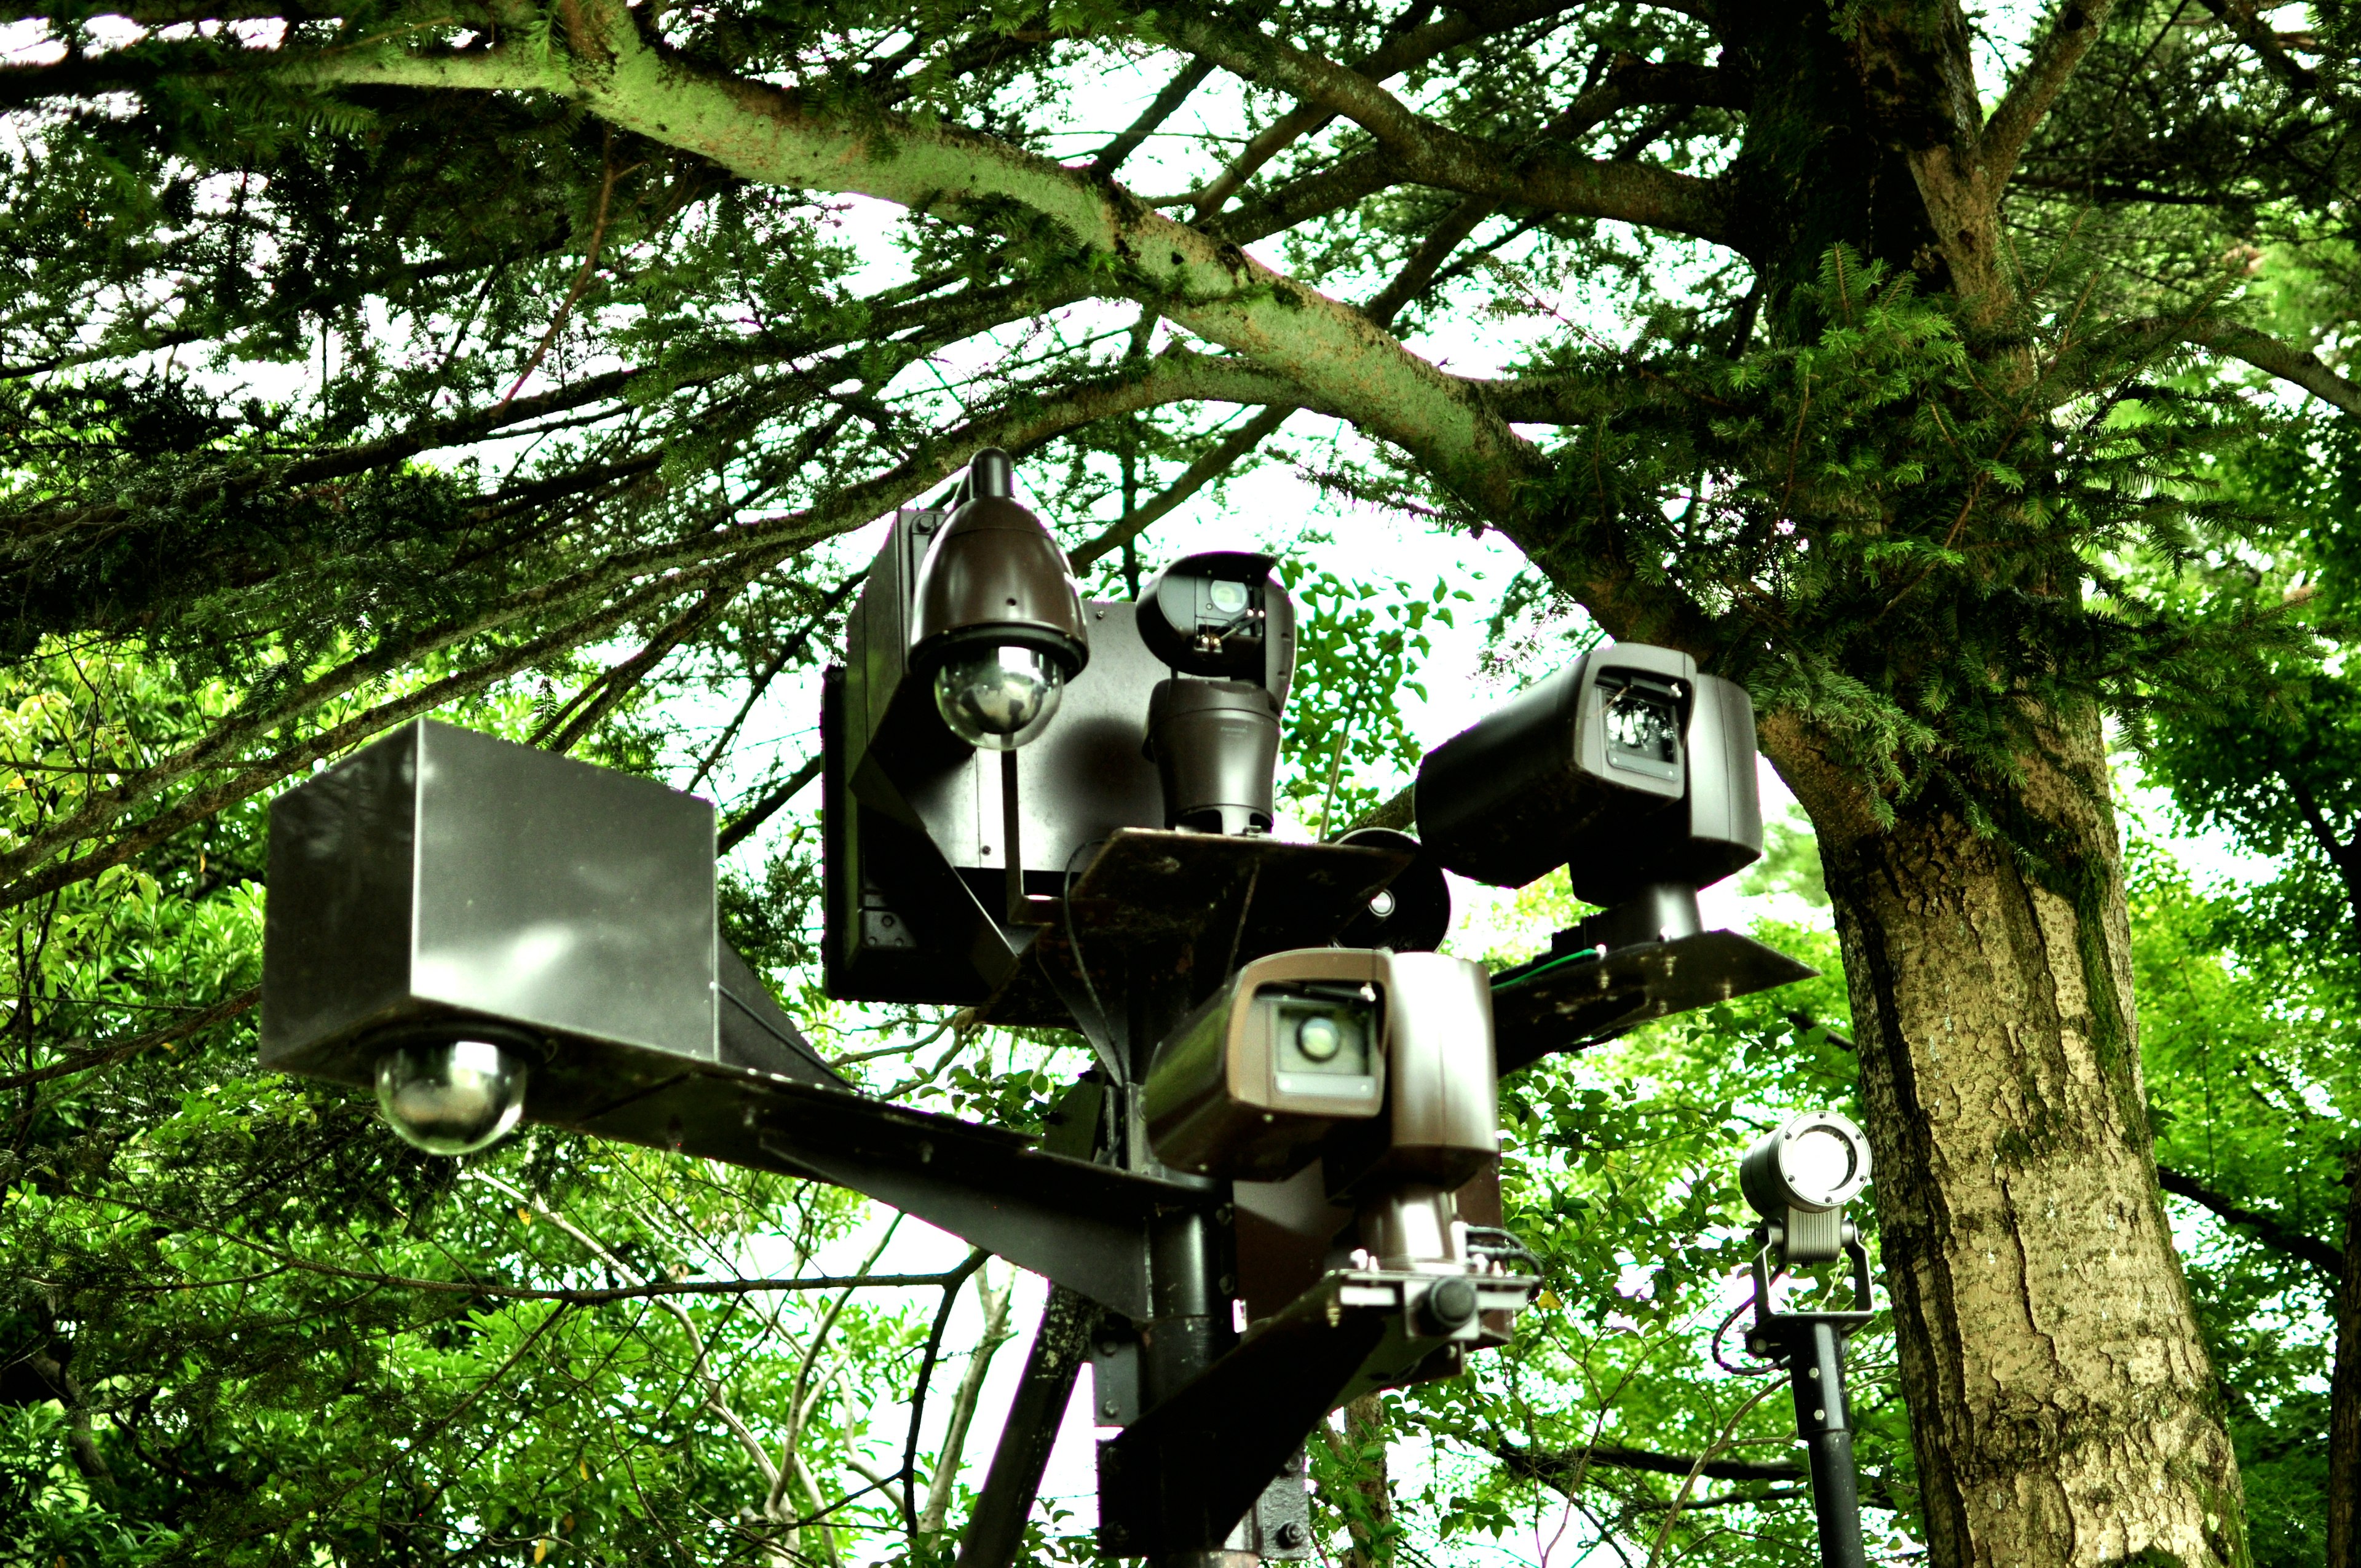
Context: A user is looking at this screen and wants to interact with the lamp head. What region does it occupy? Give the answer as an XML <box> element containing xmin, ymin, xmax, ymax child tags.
<box><xmin>1741</xmin><ymin>1111</ymin><xmax>1871</xmax><ymax>1218</ymax></box>
<box><xmin>907</xmin><ymin>449</ymin><xmax>1090</xmax><ymax>750</ymax></box>
<box><xmin>371</xmin><ymin>1026</ymin><xmax>534</xmax><ymax>1155</ymax></box>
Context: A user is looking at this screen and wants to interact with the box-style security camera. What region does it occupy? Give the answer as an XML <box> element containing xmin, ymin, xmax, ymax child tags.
<box><xmin>1143</xmin><ymin>948</ymin><xmax>1387</xmax><ymax>1180</ymax></box>
<box><xmin>1143</xmin><ymin>948</ymin><xmax>1497</xmax><ymax>1191</ymax></box>
<box><xmin>1414</xmin><ymin>642</ymin><xmax>1760</xmax><ymax>906</ymax></box>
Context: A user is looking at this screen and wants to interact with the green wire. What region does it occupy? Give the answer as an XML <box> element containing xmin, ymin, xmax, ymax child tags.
<box><xmin>1491</xmin><ymin>946</ymin><xmax>1603</xmax><ymax>994</ymax></box>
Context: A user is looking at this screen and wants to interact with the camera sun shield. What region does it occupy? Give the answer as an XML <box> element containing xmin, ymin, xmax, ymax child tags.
<box><xmin>1414</xmin><ymin>644</ymin><xmax>1693</xmax><ymax>889</ymax></box>
<box><xmin>1144</xmin><ymin>948</ymin><xmax>1387</xmax><ymax>1179</ymax></box>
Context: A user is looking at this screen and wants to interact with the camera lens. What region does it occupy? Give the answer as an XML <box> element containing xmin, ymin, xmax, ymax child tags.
<box><xmin>1295</xmin><ymin>1015</ymin><xmax>1342</xmax><ymax>1062</ymax></box>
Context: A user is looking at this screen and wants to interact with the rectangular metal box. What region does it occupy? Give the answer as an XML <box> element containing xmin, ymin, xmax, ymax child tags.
<box><xmin>262</xmin><ymin>719</ymin><xmax>721</xmax><ymax>1087</ymax></box>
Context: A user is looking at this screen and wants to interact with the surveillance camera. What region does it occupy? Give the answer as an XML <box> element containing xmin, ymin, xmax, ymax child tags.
<box><xmin>906</xmin><ymin>449</ymin><xmax>1091</xmax><ymax>750</ymax></box>
<box><xmin>1144</xmin><ymin>948</ymin><xmax>1388</xmax><ymax>1180</ymax></box>
<box><xmin>1414</xmin><ymin>643</ymin><xmax>1760</xmax><ymax>906</ymax></box>
<box><xmin>1135</xmin><ymin>551</ymin><xmax>1296</xmax><ymax>703</ymax></box>
<box><xmin>372</xmin><ymin>1027</ymin><xmax>535</xmax><ymax>1155</ymax></box>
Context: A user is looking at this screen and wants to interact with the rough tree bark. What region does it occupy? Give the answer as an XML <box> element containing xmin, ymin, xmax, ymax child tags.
<box><xmin>1768</xmin><ymin>710</ymin><xmax>2244</xmax><ymax>1568</ymax></box>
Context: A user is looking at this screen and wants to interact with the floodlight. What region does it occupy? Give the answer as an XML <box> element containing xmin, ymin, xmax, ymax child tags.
<box><xmin>1741</xmin><ymin>1111</ymin><xmax>1872</xmax><ymax>1216</ymax></box>
<box><xmin>373</xmin><ymin>1031</ymin><xmax>532</xmax><ymax>1154</ymax></box>
<box><xmin>1741</xmin><ymin>1110</ymin><xmax>1872</xmax><ymax>1265</ymax></box>
<box><xmin>906</xmin><ymin>449</ymin><xmax>1090</xmax><ymax>750</ymax></box>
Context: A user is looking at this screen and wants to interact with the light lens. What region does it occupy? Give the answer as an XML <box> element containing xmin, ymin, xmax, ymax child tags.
<box><xmin>932</xmin><ymin>646</ymin><xmax>1065</xmax><ymax>750</ymax></box>
<box><xmin>1782</xmin><ymin>1125</ymin><xmax>1858</xmax><ymax>1206</ymax></box>
<box><xmin>374</xmin><ymin>1037</ymin><xmax>529</xmax><ymax>1155</ymax></box>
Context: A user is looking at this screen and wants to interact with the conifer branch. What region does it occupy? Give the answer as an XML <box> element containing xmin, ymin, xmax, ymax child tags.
<box><xmin>1151</xmin><ymin>9</ymin><xmax>1732</xmax><ymax>244</ymax></box>
<box><xmin>1982</xmin><ymin>0</ymin><xmax>2122</xmax><ymax>197</ymax></box>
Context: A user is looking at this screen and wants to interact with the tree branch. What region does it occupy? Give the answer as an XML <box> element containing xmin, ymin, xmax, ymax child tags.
<box><xmin>1088</xmin><ymin>57</ymin><xmax>1217</xmax><ymax>178</ymax></box>
<box><xmin>304</xmin><ymin>6</ymin><xmax>1545</xmax><ymax>525</ymax></box>
<box><xmin>1497</xmin><ymin>1440</ymin><xmax>1803</xmax><ymax>1484</ymax></box>
<box><xmin>0</xmin><ymin>984</ymin><xmax>258</xmax><ymax>1091</ymax></box>
<box><xmin>1069</xmin><ymin>406</ymin><xmax>1294</xmax><ymax>568</ymax></box>
<box><xmin>2187</xmin><ymin>318</ymin><xmax>2361</xmax><ymax>418</ymax></box>
<box><xmin>1982</xmin><ymin>0</ymin><xmax>2122</xmax><ymax>197</ymax></box>
<box><xmin>2156</xmin><ymin>1163</ymin><xmax>2343</xmax><ymax>1280</ymax></box>
<box><xmin>1153</xmin><ymin>11</ymin><xmax>1731</xmax><ymax>244</ymax></box>
<box><xmin>2193</xmin><ymin>0</ymin><xmax>2319</xmax><ymax>95</ymax></box>
<box><xmin>717</xmin><ymin>753</ymin><xmax>824</xmax><ymax>853</ymax></box>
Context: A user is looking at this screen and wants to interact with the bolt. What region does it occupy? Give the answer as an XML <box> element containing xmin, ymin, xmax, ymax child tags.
<box><xmin>1806</xmin><ymin>1367</ymin><xmax>1820</xmax><ymax>1380</ymax></box>
<box><xmin>1813</xmin><ymin>1408</ymin><xmax>1825</xmax><ymax>1420</ymax></box>
<box><xmin>1102</xmin><ymin>1398</ymin><xmax>1118</xmax><ymax>1417</ymax></box>
<box><xmin>1275</xmin><ymin>1523</ymin><xmax>1307</xmax><ymax>1550</ymax></box>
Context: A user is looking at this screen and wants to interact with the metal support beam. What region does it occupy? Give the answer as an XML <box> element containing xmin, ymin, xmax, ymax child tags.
<box><xmin>959</xmin><ymin>1286</ymin><xmax>1099</xmax><ymax>1568</ymax></box>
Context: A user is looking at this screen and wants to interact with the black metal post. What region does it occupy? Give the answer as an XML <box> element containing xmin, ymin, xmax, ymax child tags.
<box><xmin>958</xmin><ymin>1286</ymin><xmax>1097</xmax><ymax>1568</ymax></box>
<box><xmin>1782</xmin><ymin>1318</ymin><xmax>1867</xmax><ymax>1568</ymax></box>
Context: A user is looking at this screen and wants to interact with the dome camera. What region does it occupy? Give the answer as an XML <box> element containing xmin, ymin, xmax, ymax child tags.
<box><xmin>372</xmin><ymin>1028</ymin><xmax>535</xmax><ymax>1155</ymax></box>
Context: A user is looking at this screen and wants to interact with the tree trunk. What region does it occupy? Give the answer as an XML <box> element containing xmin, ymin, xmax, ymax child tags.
<box><xmin>1770</xmin><ymin>711</ymin><xmax>2244</xmax><ymax>1568</ymax></box>
<box><xmin>2330</xmin><ymin>1150</ymin><xmax>2361</xmax><ymax>1568</ymax></box>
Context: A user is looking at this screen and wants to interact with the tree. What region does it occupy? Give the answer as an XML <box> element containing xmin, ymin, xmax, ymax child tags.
<box><xmin>2</xmin><ymin>0</ymin><xmax>2358</xmax><ymax>1564</ymax></box>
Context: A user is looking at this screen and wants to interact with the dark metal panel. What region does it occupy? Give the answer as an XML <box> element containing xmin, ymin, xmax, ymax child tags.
<box><xmin>1489</xmin><ymin>930</ymin><xmax>1818</xmax><ymax>1075</ymax></box>
<box><xmin>958</xmin><ymin>1286</ymin><xmax>1097</xmax><ymax>1568</ymax></box>
<box><xmin>1011</xmin><ymin>603</ymin><xmax>1167</xmax><ymax>879</ymax></box>
<box><xmin>409</xmin><ymin>722</ymin><xmax>716</xmax><ymax>1062</ymax></box>
<box><xmin>261</xmin><ymin>723</ymin><xmax>420</xmax><ymax>1077</ymax></box>
<box><xmin>262</xmin><ymin>720</ymin><xmax>721</xmax><ymax>1085</ymax></box>
<box><xmin>716</xmin><ymin>944</ymin><xmax>846</xmax><ymax>1088</ymax></box>
<box><xmin>1096</xmin><ymin>1281</ymin><xmax>1393</xmax><ymax>1554</ymax></box>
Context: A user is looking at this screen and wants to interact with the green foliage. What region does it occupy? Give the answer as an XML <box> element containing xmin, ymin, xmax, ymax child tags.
<box><xmin>1529</xmin><ymin>250</ymin><xmax>2280</xmax><ymax>824</ymax></box>
<box><xmin>1274</xmin><ymin>564</ymin><xmax>1465</xmax><ymax>836</ymax></box>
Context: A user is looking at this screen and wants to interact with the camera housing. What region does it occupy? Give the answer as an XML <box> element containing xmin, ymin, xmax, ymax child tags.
<box><xmin>1144</xmin><ymin>947</ymin><xmax>1497</xmax><ymax>1201</ymax></box>
<box><xmin>1415</xmin><ymin>643</ymin><xmax>1760</xmax><ymax>903</ymax></box>
<box><xmin>1136</xmin><ymin>550</ymin><xmax>1296</xmax><ymax>704</ymax></box>
<box><xmin>1144</xmin><ymin>948</ymin><xmax>1388</xmax><ymax>1180</ymax></box>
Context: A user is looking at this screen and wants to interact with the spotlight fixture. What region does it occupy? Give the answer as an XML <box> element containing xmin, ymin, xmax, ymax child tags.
<box><xmin>906</xmin><ymin>449</ymin><xmax>1091</xmax><ymax>750</ymax></box>
<box><xmin>1741</xmin><ymin>1110</ymin><xmax>1872</xmax><ymax>1218</ymax></box>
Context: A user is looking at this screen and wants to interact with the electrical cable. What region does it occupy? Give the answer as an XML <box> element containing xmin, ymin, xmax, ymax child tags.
<box><xmin>1463</xmin><ymin>1226</ymin><xmax>1544</xmax><ymax>1291</ymax></box>
<box><xmin>1712</xmin><ymin>1281</ymin><xmax>1783</xmax><ymax>1376</ymax></box>
<box><xmin>1491</xmin><ymin>946</ymin><xmax>1604</xmax><ymax>994</ymax></box>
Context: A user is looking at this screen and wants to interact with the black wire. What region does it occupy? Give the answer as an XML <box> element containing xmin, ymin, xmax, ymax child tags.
<box><xmin>1464</xmin><ymin>1225</ymin><xmax>1543</xmax><ymax>1277</ymax></box>
<box><xmin>1712</xmin><ymin>1286</ymin><xmax>1782</xmax><ymax>1376</ymax></box>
